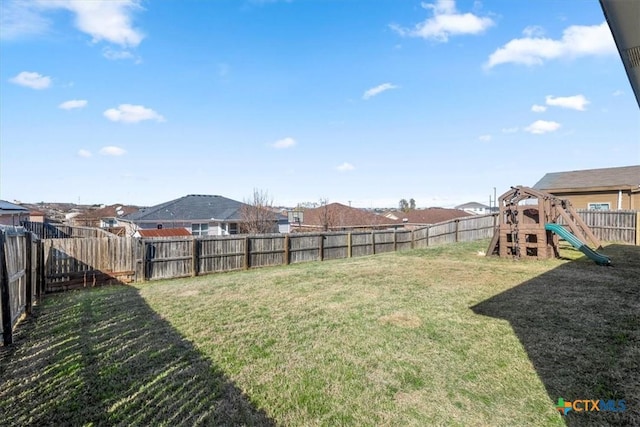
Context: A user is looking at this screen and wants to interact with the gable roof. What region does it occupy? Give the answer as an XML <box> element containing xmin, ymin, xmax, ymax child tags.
<box><xmin>388</xmin><ymin>208</ymin><xmax>472</xmax><ymax>224</ymax></box>
<box><xmin>138</xmin><ymin>228</ymin><xmax>192</xmax><ymax>238</ymax></box>
<box><xmin>0</xmin><ymin>200</ymin><xmax>29</xmax><ymax>214</ymax></box>
<box><xmin>533</xmin><ymin>165</ymin><xmax>640</xmax><ymax>191</ymax></box>
<box><xmin>124</xmin><ymin>194</ymin><xmax>246</xmax><ymax>222</ymax></box>
<box><xmin>300</xmin><ymin>203</ymin><xmax>395</xmax><ymax>228</ymax></box>
<box><xmin>75</xmin><ymin>204</ymin><xmax>139</xmax><ymax>220</ymax></box>
<box><xmin>455</xmin><ymin>202</ymin><xmax>489</xmax><ymax>209</ymax></box>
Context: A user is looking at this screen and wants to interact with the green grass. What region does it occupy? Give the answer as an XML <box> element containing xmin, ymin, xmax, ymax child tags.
<box><xmin>1</xmin><ymin>240</ymin><xmax>638</xmax><ymax>426</ymax></box>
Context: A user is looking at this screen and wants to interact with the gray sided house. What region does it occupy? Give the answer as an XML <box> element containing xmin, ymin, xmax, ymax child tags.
<box><xmin>123</xmin><ymin>194</ymin><xmax>288</xmax><ymax>236</ymax></box>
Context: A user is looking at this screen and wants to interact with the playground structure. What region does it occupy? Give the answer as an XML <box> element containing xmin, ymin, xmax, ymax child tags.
<box><xmin>487</xmin><ymin>186</ymin><xmax>611</xmax><ymax>265</ymax></box>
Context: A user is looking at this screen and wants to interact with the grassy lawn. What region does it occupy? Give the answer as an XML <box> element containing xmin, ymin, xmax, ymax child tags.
<box><xmin>1</xmin><ymin>240</ymin><xmax>638</xmax><ymax>426</ymax></box>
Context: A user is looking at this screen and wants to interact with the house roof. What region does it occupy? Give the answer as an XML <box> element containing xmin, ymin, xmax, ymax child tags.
<box><xmin>138</xmin><ymin>228</ymin><xmax>192</xmax><ymax>238</ymax></box>
<box><xmin>300</xmin><ymin>203</ymin><xmax>396</xmax><ymax>228</ymax></box>
<box><xmin>455</xmin><ymin>202</ymin><xmax>489</xmax><ymax>209</ymax></box>
<box><xmin>75</xmin><ymin>204</ymin><xmax>139</xmax><ymax>220</ymax></box>
<box><xmin>533</xmin><ymin>165</ymin><xmax>640</xmax><ymax>192</ymax></box>
<box><xmin>124</xmin><ymin>194</ymin><xmax>246</xmax><ymax>222</ymax></box>
<box><xmin>388</xmin><ymin>208</ymin><xmax>472</xmax><ymax>224</ymax></box>
<box><xmin>0</xmin><ymin>200</ymin><xmax>29</xmax><ymax>213</ymax></box>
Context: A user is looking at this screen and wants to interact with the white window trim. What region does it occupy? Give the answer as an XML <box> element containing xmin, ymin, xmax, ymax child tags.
<box><xmin>587</xmin><ymin>202</ymin><xmax>610</xmax><ymax>211</ymax></box>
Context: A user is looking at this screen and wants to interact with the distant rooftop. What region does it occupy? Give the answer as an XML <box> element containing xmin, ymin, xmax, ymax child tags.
<box><xmin>533</xmin><ymin>165</ymin><xmax>640</xmax><ymax>191</ymax></box>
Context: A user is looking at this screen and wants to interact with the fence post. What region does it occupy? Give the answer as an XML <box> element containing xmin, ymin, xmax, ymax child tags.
<box><xmin>371</xmin><ymin>232</ymin><xmax>376</xmax><ymax>255</ymax></box>
<box><xmin>192</xmin><ymin>238</ymin><xmax>199</xmax><ymax>277</ymax></box>
<box><xmin>25</xmin><ymin>232</ymin><xmax>33</xmax><ymax>315</ymax></box>
<box><xmin>636</xmin><ymin>212</ymin><xmax>640</xmax><ymax>246</ymax></box>
<box><xmin>284</xmin><ymin>235</ymin><xmax>290</xmax><ymax>265</ymax></box>
<box><xmin>0</xmin><ymin>233</ymin><xmax>13</xmax><ymax>345</ymax></box>
<box><xmin>319</xmin><ymin>235</ymin><xmax>324</xmax><ymax>261</ymax></box>
<box><xmin>411</xmin><ymin>229</ymin><xmax>415</xmax><ymax>249</ymax></box>
<box><xmin>455</xmin><ymin>220</ymin><xmax>460</xmax><ymax>243</ymax></box>
<box><xmin>426</xmin><ymin>226</ymin><xmax>430</xmax><ymax>247</ymax></box>
<box><xmin>347</xmin><ymin>232</ymin><xmax>352</xmax><ymax>258</ymax></box>
<box><xmin>141</xmin><ymin>241</ymin><xmax>148</xmax><ymax>282</ymax></box>
<box><xmin>244</xmin><ymin>237</ymin><xmax>251</xmax><ymax>270</ymax></box>
<box><xmin>393</xmin><ymin>230</ymin><xmax>397</xmax><ymax>252</ymax></box>
<box><xmin>39</xmin><ymin>240</ymin><xmax>45</xmax><ymax>294</ymax></box>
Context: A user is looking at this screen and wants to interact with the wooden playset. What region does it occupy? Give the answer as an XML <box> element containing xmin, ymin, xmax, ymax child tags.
<box><xmin>487</xmin><ymin>186</ymin><xmax>610</xmax><ymax>265</ymax></box>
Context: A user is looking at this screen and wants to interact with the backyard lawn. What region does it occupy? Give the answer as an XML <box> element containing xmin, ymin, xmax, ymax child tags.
<box><xmin>1</xmin><ymin>240</ymin><xmax>638</xmax><ymax>426</ymax></box>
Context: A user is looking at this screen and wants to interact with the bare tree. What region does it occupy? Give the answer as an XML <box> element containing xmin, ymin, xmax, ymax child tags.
<box><xmin>319</xmin><ymin>198</ymin><xmax>337</xmax><ymax>231</ymax></box>
<box><xmin>240</xmin><ymin>188</ymin><xmax>278</xmax><ymax>234</ymax></box>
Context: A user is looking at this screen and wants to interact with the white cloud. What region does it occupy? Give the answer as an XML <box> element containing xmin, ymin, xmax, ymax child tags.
<box><xmin>271</xmin><ymin>137</ymin><xmax>296</xmax><ymax>149</ymax></box>
<box><xmin>391</xmin><ymin>0</ymin><xmax>494</xmax><ymax>42</ymax></box>
<box><xmin>36</xmin><ymin>0</ymin><xmax>144</xmax><ymax>47</ymax></box>
<box><xmin>486</xmin><ymin>22</ymin><xmax>615</xmax><ymax>68</ymax></box>
<box><xmin>363</xmin><ymin>83</ymin><xmax>398</xmax><ymax>100</ymax></box>
<box><xmin>478</xmin><ymin>134</ymin><xmax>492</xmax><ymax>142</ymax></box>
<box><xmin>531</xmin><ymin>104</ymin><xmax>547</xmax><ymax>113</ymax></box>
<box><xmin>103</xmin><ymin>104</ymin><xmax>165</xmax><ymax>123</ymax></box>
<box><xmin>59</xmin><ymin>99</ymin><xmax>88</xmax><ymax>110</ymax></box>
<box><xmin>77</xmin><ymin>149</ymin><xmax>92</xmax><ymax>158</ymax></box>
<box><xmin>524</xmin><ymin>120</ymin><xmax>561</xmax><ymax>134</ymax></box>
<box><xmin>501</xmin><ymin>127</ymin><xmax>519</xmax><ymax>134</ymax></box>
<box><xmin>522</xmin><ymin>25</ymin><xmax>545</xmax><ymax>38</ymax></box>
<box><xmin>9</xmin><ymin>71</ymin><xmax>51</xmax><ymax>89</ymax></box>
<box><xmin>102</xmin><ymin>47</ymin><xmax>137</xmax><ymax>61</ymax></box>
<box><xmin>612</xmin><ymin>90</ymin><xmax>624</xmax><ymax>96</ymax></box>
<box><xmin>0</xmin><ymin>0</ymin><xmax>51</xmax><ymax>40</ymax></box>
<box><xmin>336</xmin><ymin>162</ymin><xmax>355</xmax><ymax>172</ymax></box>
<box><xmin>99</xmin><ymin>146</ymin><xmax>126</xmax><ymax>156</ymax></box>
<box><xmin>545</xmin><ymin>94</ymin><xmax>589</xmax><ymax>111</ymax></box>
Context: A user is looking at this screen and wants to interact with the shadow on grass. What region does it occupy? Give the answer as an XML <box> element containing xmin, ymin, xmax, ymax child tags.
<box><xmin>472</xmin><ymin>244</ymin><xmax>640</xmax><ymax>426</ymax></box>
<box><xmin>0</xmin><ymin>285</ymin><xmax>274</xmax><ymax>426</ymax></box>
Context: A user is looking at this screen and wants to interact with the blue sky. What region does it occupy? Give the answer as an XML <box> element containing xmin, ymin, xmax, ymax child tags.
<box><xmin>1</xmin><ymin>0</ymin><xmax>638</xmax><ymax>208</ymax></box>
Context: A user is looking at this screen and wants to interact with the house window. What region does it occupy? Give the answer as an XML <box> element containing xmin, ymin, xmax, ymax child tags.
<box><xmin>229</xmin><ymin>223</ymin><xmax>238</xmax><ymax>235</ymax></box>
<box><xmin>191</xmin><ymin>223</ymin><xmax>209</xmax><ymax>236</ymax></box>
<box><xmin>588</xmin><ymin>203</ymin><xmax>610</xmax><ymax>211</ymax></box>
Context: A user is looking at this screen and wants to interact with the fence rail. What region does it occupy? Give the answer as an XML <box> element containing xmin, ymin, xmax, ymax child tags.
<box><xmin>21</xmin><ymin>221</ymin><xmax>113</xmax><ymax>239</ymax></box>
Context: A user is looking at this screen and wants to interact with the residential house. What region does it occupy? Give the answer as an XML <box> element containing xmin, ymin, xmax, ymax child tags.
<box><xmin>71</xmin><ymin>204</ymin><xmax>140</xmax><ymax>228</ymax></box>
<box><xmin>384</xmin><ymin>208</ymin><xmax>472</xmax><ymax>229</ymax></box>
<box><xmin>454</xmin><ymin>202</ymin><xmax>493</xmax><ymax>215</ymax></box>
<box><xmin>532</xmin><ymin>165</ymin><xmax>640</xmax><ymax>210</ymax></box>
<box><xmin>0</xmin><ymin>200</ymin><xmax>30</xmax><ymax>226</ymax></box>
<box><xmin>293</xmin><ymin>203</ymin><xmax>398</xmax><ymax>231</ymax></box>
<box><xmin>122</xmin><ymin>194</ymin><xmax>287</xmax><ymax>236</ymax></box>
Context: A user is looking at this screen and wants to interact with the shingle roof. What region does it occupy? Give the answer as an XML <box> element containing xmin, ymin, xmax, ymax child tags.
<box><xmin>76</xmin><ymin>204</ymin><xmax>139</xmax><ymax>220</ymax></box>
<box><xmin>300</xmin><ymin>203</ymin><xmax>396</xmax><ymax>228</ymax></box>
<box><xmin>0</xmin><ymin>200</ymin><xmax>29</xmax><ymax>212</ymax></box>
<box><xmin>138</xmin><ymin>228</ymin><xmax>192</xmax><ymax>238</ymax></box>
<box><xmin>124</xmin><ymin>195</ymin><xmax>245</xmax><ymax>222</ymax></box>
<box><xmin>388</xmin><ymin>208</ymin><xmax>472</xmax><ymax>224</ymax></box>
<box><xmin>533</xmin><ymin>165</ymin><xmax>640</xmax><ymax>191</ymax></box>
<box><xmin>455</xmin><ymin>202</ymin><xmax>489</xmax><ymax>209</ymax></box>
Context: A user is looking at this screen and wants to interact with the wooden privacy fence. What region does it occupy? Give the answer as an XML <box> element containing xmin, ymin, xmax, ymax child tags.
<box><xmin>44</xmin><ymin>237</ymin><xmax>136</xmax><ymax>292</ymax></box>
<box><xmin>31</xmin><ymin>210</ymin><xmax>640</xmax><ymax>286</ymax></box>
<box><xmin>558</xmin><ymin>209</ymin><xmax>638</xmax><ymax>245</ymax></box>
<box><xmin>0</xmin><ymin>228</ymin><xmax>43</xmax><ymax>345</ymax></box>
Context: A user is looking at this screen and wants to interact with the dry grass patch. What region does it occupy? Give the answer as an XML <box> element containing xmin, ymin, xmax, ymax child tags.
<box><xmin>378</xmin><ymin>312</ymin><xmax>422</xmax><ymax>328</ymax></box>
